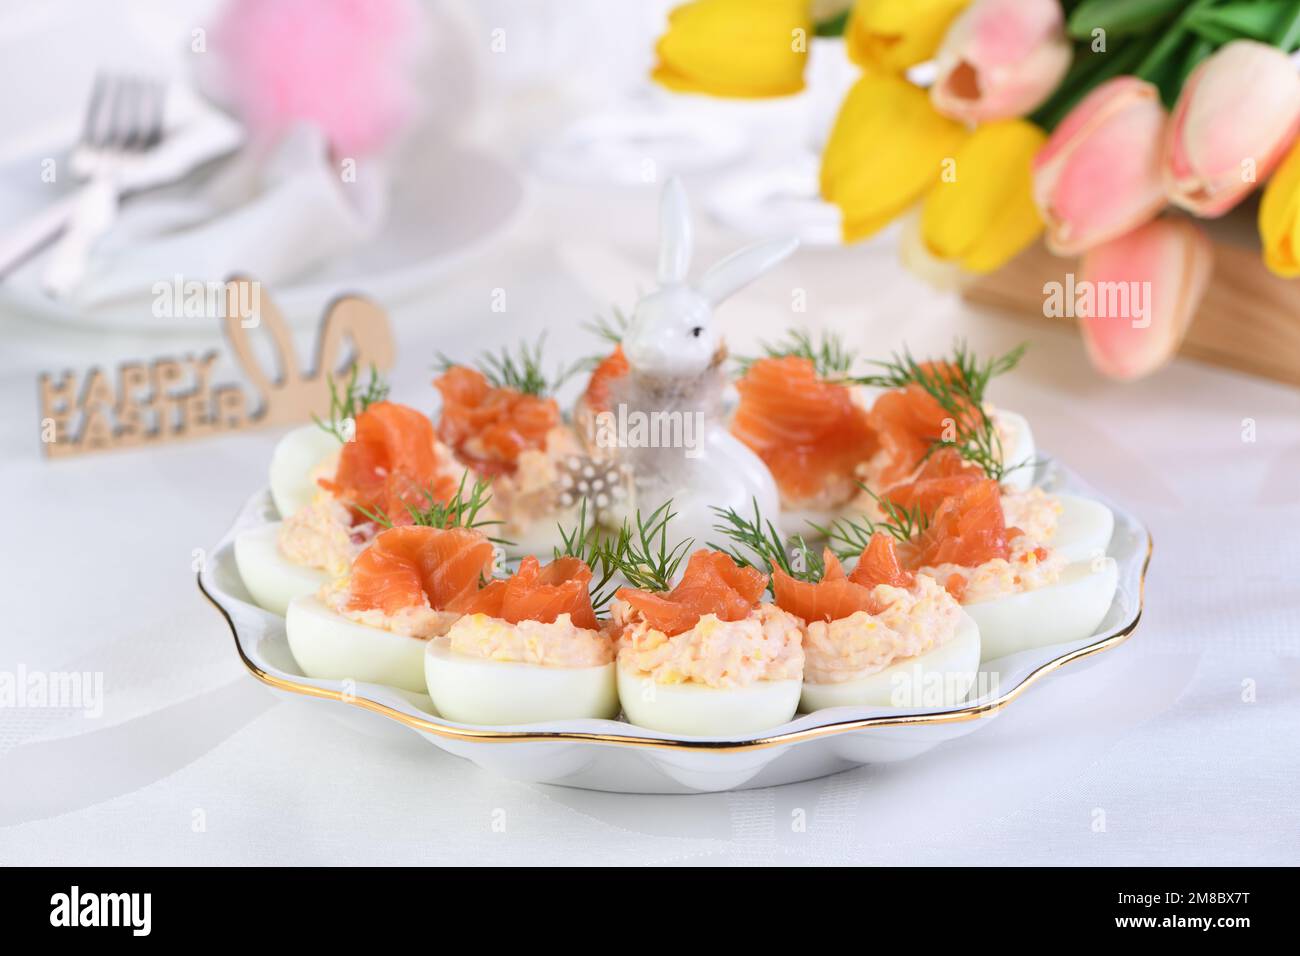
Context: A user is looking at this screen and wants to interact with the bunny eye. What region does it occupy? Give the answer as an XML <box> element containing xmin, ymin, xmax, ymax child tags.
<box><xmin>691</xmin><ymin>326</ymin><xmax>704</xmax><ymax>338</ymax></box>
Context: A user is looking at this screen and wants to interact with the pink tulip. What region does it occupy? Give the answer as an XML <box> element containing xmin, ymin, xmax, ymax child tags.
<box><xmin>1076</xmin><ymin>217</ymin><xmax>1213</xmax><ymax>380</ymax></box>
<box><xmin>1033</xmin><ymin>76</ymin><xmax>1168</xmax><ymax>255</ymax></box>
<box><xmin>1164</xmin><ymin>40</ymin><xmax>1300</xmax><ymax>217</ymax></box>
<box><xmin>931</xmin><ymin>0</ymin><xmax>1072</xmax><ymax>123</ymax></box>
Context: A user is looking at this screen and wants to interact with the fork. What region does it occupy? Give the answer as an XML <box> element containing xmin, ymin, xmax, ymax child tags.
<box><xmin>40</xmin><ymin>74</ymin><xmax>166</xmax><ymax>296</ymax></box>
<box><xmin>0</xmin><ymin>73</ymin><xmax>165</xmax><ymax>285</ymax></box>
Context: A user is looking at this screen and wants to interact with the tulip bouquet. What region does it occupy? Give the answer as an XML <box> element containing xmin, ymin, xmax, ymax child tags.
<box><xmin>651</xmin><ymin>0</ymin><xmax>1300</xmax><ymax>379</ymax></box>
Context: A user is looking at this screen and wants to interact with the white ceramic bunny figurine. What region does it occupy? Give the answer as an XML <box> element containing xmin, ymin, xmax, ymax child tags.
<box><xmin>601</xmin><ymin>177</ymin><xmax>797</xmax><ymax>555</ymax></box>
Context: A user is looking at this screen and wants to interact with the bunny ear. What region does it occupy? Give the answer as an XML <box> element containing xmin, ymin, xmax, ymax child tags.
<box><xmin>698</xmin><ymin>237</ymin><xmax>799</xmax><ymax>306</ymax></box>
<box><xmin>657</xmin><ymin>176</ymin><xmax>693</xmax><ymax>284</ymax></box>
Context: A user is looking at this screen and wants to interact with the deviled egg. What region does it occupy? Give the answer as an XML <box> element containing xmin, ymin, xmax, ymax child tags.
<box><xmin>235</xmin><ymin>496</ymin><xmax>364</xmax><ymax>615</ymax></box>
<box><xmin>285</xmin><ymin>525</ymin><xmax>495</xmax><ymax>692</ymax></box>
<box><xmin>905</xmin><ymin>481</ymin><xmax>1118</xmax><ymax>662</ymax></box>
<box><xmin>423</xmin><ymin>556</ymin><xmax>618</xmax><ymax>724</ymax></box>
<box><xmin>613</xmin><ymin>550</ymin><xmax>805</xmax><ymax>736</ymax></box>
<box><xmin>769</xmin><ymin>536</ymin><xmax>982</xmax><ymax>711</ymax></box>
<box><xmin>238</xmin><ymin>399</ymin><xmax>469</xmax><ymax>616</ymax></box>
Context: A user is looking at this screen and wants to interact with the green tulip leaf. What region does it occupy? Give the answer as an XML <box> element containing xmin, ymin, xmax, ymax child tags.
<box><xmin>813</xmin><ymin>9</ymin><xmax>849</xmax><ymax>38</ymax></box>
<box><xmin>1068</xmin><ymin>0</ymin><xmax>1187</xmax><ymax>39</ymax></box>
<box><xmin>1185</xmin><ymin>19</ymin><xmax>1243</xmax><ymax>45</ymax></box>
<box><xmin>1186</xmin><ymin>1</ymin><xmax>1300</xmax><ymax>44</ymax></box>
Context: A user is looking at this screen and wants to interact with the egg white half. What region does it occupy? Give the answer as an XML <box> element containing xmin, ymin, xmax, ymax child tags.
<box><xmin>424</xmin><ymin>637</ymin><xmax>618</xmax><ymax>725</ymax></box>
<box><xmin>800</xmin><ymin>610</ymin><xmax>981</xmax><ymax>712</ymax></box>
<box><xmin>499</xmin><ymin>505</ymin><xmax>582</xmax><ymax>560</ymax></box>
<box><xmin>285</xmin><ymin>594</ymin><xmax>429</xmax><ymax>693</ymax></box>
<box><xmin>617</xmin><ymin>670</ymin><xmax>802</xmax><ymax>736</ymax></box>
<box><xmin>966</xmin><ymin>557</ymin><xmax>1119</xmax><ymax>663</ymax></box>
<box><xmin>234</xmin><ymin>523</ymin><xmax>329</xmax><ymax>616</ymax></box>
<box><xmin>269</xmin><ymin>425</ymin><xmax>342</xmax><ymax>519</ymax></box>
<box><xmin>996</xmin><ymin>410</ymin><xmax>1035</xmax><ymax>492</ymax></box>
<box><xmin>1050</xmin><ymin>493</ymin><xmax>1114</xmax><ymax>564</ymax></box>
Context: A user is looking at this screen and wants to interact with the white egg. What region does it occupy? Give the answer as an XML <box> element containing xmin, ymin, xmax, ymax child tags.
<box><xmin>996</xmin><ymin>409</ymin><xmax>1035</xmax><ymax>492</ymax></box>
<box><xmin>966</xmin><ymin>557</ymin><xmax>1119</xmax><ymax>663</ymax></box>
<box><xmin>779</xmin><ymin>505</ymin><xmax>841</xmax><ymax>540</ymax></box>
<box><xmin>499</xmin><ymin>505</ymin><xmax>581</xmax><ymax>560</ymax></box>
<box><xmin>1050</xmin><ymin>493</ymin><xmax>1114</xmax><ymax>564</ymax></box>
<box><xmin>269</xmin><ymin>425</ymin><xmax>342</xmax><ymax>518</ymax></box>
<box><xmin>617</xmin><ymin>669</ymin><xmax>802</xmax><ymax>737</ymax></box>
<box><xmin>285</xmin><ymin>594</ymin><xmax>430</xmax><ymax>693</ymax></box>
<box><xmin>234</xmin><ymin>523</ymin><xmax>329</xmax><ymax>616</ymax></box>
<box><xmin>424</xmin><ymin>637</ymin><xmax>618</xmax><ymax>725</ymax></box>
<box><xmin>800</xmin><ymin>610</ymin><xmax>980</xmax><ymax>712</ymax></box>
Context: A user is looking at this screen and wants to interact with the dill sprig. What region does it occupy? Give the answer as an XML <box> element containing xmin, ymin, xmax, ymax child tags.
<box><xmin>436</xmin><ymin>334</ymin><xmax>587</xmax><ymax>397</ymax></box>
<box><xmin>313</xmin><ymin>363</ymin><xmax>389</xmax><ymax>442</ymax></box>
<box><xmin>810</xmin><ymin>485</ymin><xmax>930</xmax><ymax>561</ymax></box>
<box><xmin>709</xmin><ymin>499</ymin><xmax>824</xmax><ymax>586</ymax></box>
<box><xmin>598</xmin><ymin>501</ymin><xmax>693</xmax><ymax>593</ymax></box>
<box><xmin>584</xmin><ymin>307</ymin><xmax>630</xmax><ymax>345</ymax></box>
<box><xmin>854</xmin><ymin>340</ymin><xmax>1025</xmax><ymax>405</ymax></box>
<box><xmin>554</xmin><ymin>499</ymin><xmax>621</xmax><ymax>612</ymax></box>
<box><xmin>850</xmin><ymin>341</ymin><xmax>1028</xmax><ymax>481</ymax></box>
<box><xmin>357</xmin><ymin>472</ymin><xmax>510</xmax><ymax>546</ymax></box>
<box><xmin>736</xmin><ymin>328</ymin><xmax>857</xmax><ymax>379</ymax></box>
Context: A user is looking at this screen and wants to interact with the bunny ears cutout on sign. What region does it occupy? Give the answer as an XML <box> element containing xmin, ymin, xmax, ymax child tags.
<box><xmin>37</xmin><ymin>279</ymin><xmax>395</xmax><ymax>458</ymax></box>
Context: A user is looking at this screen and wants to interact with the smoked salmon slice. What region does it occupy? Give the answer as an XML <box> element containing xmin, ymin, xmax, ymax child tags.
<box><xmin>320</xmin><ymin>401</ymin><xmax>457</xmax><ymax>522</ymax></box>
<box><xmin>848</xmin><ymin>532</ymin><xmax>917</xmax><ymax>589</ymax></box>
<box><xmin>772</xmin><ymin>536</ymin><xmax>912</xmax><ymax>623</ymax></box>
<box><xmin>460</xmin><ymin>555</ymin><xmax>599</xmax><ymax>630</ymax></box>
<box><xmin>583</xmin><ymin>345</ymin><xmax>630</xmax><ymax>413</ymax></box>
<box><xmin>346</xmin><ymin>526</ymin><xmax>496</xmax><ymax>616</ymax></box>
<box><xmin>866</xmin><ymin>363</ymin><xmax>984</xmax><ymax>489</ymax></box>
<box><xmin>903</xmin><ymin>478</ymin><xmax>1010</xmax><ymax>570</ymax></box>
<box><xmin>434</xmin><ymin>366</ymin><xmax>560</xmax><ymax>477</ymax></box>
<box><xmin>617</xmin><ymin>549</ymin><xmax>767</xmax><ymax>637</ymax></box>
<box><xmin>731</xmin><ymin>356</ymin><xmax>878</xmax><ymax>504</ymax></box>
<box><xmin>882</xmin><ymin>447</ymin><xmax>983</xmax><ymax>516</ymax></box>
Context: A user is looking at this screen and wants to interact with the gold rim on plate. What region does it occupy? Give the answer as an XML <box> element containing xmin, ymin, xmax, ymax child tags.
<box><xmin>198</xmin><ymin>534</ymin><xmax>1149</xmax><ymax>754</ymax></box>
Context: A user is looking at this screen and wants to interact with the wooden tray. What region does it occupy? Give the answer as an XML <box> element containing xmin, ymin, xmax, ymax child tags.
<box><xmin>964</xmin><ymin>224</ymin><xmax>1300</xmax><ymax>387</ymax></box>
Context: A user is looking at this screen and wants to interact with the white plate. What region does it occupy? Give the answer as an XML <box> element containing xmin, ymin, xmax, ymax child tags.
<box><xmin>0</xmin><ymin>138</ymin><xmax>525</xmax><ymax>330</ymax></box>
<box><xmin>199</xmin><ymin>456</ymin><xmax>1149</xmax><ymax>794</ymax></box>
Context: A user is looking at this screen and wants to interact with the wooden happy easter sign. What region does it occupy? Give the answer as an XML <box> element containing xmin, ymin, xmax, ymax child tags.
<box><xmin>37</xmin><ymin>278</ymin><xmax>395</xmax><ymax>458</ymax></box>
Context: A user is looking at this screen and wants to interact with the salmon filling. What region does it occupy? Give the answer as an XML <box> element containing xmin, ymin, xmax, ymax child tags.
<box><xmin>613</xmin><ymin>549</ymin><xmax>803</xmax><ymax>689</ymax></box>
<box><xmin>615</xmin><ymin>603</ymin><xmax>804</xmax><ymax>689</ymax></box>
<box><xmin>278</xmin><ymin>495</ymin><xmax>371</xmax><ymax>577</ymax></box>
<box><xmin>802</xmin><ymin>576</ymin><xmax>964</xmax><ymax>684</ymax></box>
<box><xmin>448</xmin><ymin>614</ymin><xmax>613</xmax><ymax>668</ymax></box>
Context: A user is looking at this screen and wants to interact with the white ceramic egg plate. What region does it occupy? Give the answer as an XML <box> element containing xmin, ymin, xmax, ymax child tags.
<box><xmin>200</xmin><ymin>455</ymin><xmax>1150</xmax><ymax>794</ymax></box>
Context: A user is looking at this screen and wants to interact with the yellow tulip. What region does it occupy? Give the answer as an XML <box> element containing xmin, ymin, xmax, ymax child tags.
<box><xmin>820</xmin><ymin>70</ymin><xmax>968</xmax><ymax>242</ymax></box>
<box><xmin>846</xmin><ymin>0</ymin><xmax>970</xmax><ymax>73</ymax></box>
<box><xmin>921</xmin><ymin>120</ymin><xmax>1046</xmax><ymax>273</ymax></box>
<box><xmin>652</xmin><ymin>0</ymin><xmax>812</xmax><ymax>98</ymax></box>
<box><xmin>1260</xmin><ymin>134</ymin><xmax>1300</xmax><ymax>277</ymax></box>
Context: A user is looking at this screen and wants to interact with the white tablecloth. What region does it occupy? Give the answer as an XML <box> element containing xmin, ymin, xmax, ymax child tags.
<box><xmin>1</xmin><ymin>3</ymin><xmax>1298</xmax><ymax>867</ymax></box>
